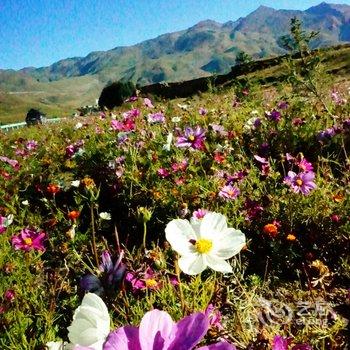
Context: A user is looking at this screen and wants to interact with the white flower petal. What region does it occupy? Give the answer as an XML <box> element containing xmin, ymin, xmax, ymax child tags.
<box><xmin>213</xmin><ymin>228</ymin><xmax>246</xmax><ymax>259</ymax></box>
<box><xmin>199</xmin><ymin>213</ymin><xmax>227</xmax><ymax>238</ymax></box>
<box><xmin>178</xmin><ymin>254</ymin><xmax>206</xmax><ymax>275</ymax></box>
<box><xmin>165</xmin><ymin>219</ymin><xmax>197</xmax><ymax>256</ymax></box>
<box><xmin>68</xmin><ymin>293</ymin><xmax>110</xmax><ymax>349</ymax></box>
<box><xmin>206</xmin><ymin>256</ymin><xmax>233</xmax><ymax>273</ymax></box>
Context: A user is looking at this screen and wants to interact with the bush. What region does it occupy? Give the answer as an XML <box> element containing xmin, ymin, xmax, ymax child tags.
<box><xmin>98</xmin><ymin>81</ymin><xmax>136</xmax><ymax>109</ymax></box>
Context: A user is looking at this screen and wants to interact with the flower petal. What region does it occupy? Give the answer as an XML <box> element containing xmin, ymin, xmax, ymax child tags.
<box><xmin>104</xmin><ymin>326</ymin><xmax>141</xmax><ymax>350</ymax></box>
<box><xmin>168</xmin><ymin>312</ymin><xmax>209</xmax><ymax>350</ymax></box>
<box><xmin>165</xmin><ymin>219</ymin><xmax>196</xmax><ymax>256</ymax></box>
<box><xmin>139</xmin><ymin>309</ymin><xmax>175</xmax><ymax>350</ymax></box>
<box><xmin>199</xmin><ymin>213</ymin><xmax>227</xmax><ymax>239</ymax></box>
<box><xmin>206</xmin><ymin>256</ymin><xmax>233</xmax><ymax>273</ymax></box>
<box><xmin>213</xmin><ymin>229</ymin><xmax>246</xmax><ymax>259</ymax></box>
<box><xmin>178</xmin><ymin>254</ymin><xmax>207</xmax><ymax>275</ymax></box>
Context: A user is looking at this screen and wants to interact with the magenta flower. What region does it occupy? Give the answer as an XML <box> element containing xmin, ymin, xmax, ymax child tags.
<box><xmin>265</xmin><ymin>109</ymin><xmax>281</xmax><ymax>122</ymax></box>
<box><xmin>176</xmin><ymin>126</ymin><xmax>206</xmax><ymax>150</ymax></box>
<box><xmin>25</xmin><ymin>140</ymin><xmax>38</xmax><ymax>151</ymax></box>
<box><xmin>192</xmin><ymin>209</ymin><xmax>209</xmax><ymax>220</ymax></box>
<box><xmin>284</xmin><ymin>171</ymin><xmax>317</xmax><ymax>195</ymax></box>
<box><xmin>0</xmin><ymin>156</ymin><xmax>20</xmax><ymax>171</ymax></box>
<box><xmin>218</xmin><ymin>185</ymin><xmax>240</xmax><ymax>200</ymax></box>
<box><xmin>11</xmin><ymin>227</ymin><xmax>46</xmax><ymax>252</ymax></box>
<box><xmin>272</xmin><ymin>335</ymin><xmax>312</xmax><ymax>350</ymax></box>
<box><xmin>157</xmin><ymin>168</ymin><xmax>170</xmax><ymax>178</ymax></box>
<box><xmin>104</xmin><ymin>309</ymin><xmax>235</xmax><ymax>350</ymax></box>
<box><xmin>205</xmin><ymin>304</ymin><xmax>223</xmax><ymax>331</ymax></box>
<box><xmin>297</xmin><ymin>158</ymin><xmax>313</xmax><ymax>172</ymax></box>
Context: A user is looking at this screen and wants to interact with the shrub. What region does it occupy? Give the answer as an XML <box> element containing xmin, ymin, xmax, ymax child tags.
<box><xmin>98</xmin><ymin>81</ymin><xmax>136</xmax><ymax>109</ymax></box>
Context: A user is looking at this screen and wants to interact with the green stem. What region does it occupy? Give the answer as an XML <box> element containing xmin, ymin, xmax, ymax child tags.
<box><xmin>90</xmin><ymin>204</ymin><xmax>99</xmax><ymax>268</ymax></box>
<box><xmin>175</xmin><ymin>258</ymin><xmax>186</xmax><ymax>316</ymax></box>
<box><xmin>142</xmin><ymin>221</ymin><xmax>147</xmax><ymax>250</ymax></box>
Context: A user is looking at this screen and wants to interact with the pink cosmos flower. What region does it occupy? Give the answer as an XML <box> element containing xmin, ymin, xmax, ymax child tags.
<box><xmin>157</xmin><ymin>168</ymin><xmax>170</xmax><ymax>178</ymax></box>
<box><xmin>143</xmin><ymin>98</ymin><xmax>154</xmax><ymax>108</ymax></box>
<box><xmin>0</xmin><ymin>215</ymin><xmax>13</xmax><ymax>234</ymax></box>
<box><xmin>272</xmin><ymin>335</ymin><xmax>312</xmax><ymax>350</ymax></box>
<box><xmin>176</xmin><ymin>126</ymin><xmax>206</xmax><ymax>150</ymax></box>
<box><xmin>297</xmin><ymin>158</ymin><xmax>314</xmax><ymax>172</ymax></box>
<box><xmin>219</xmin><ymin>185</ymin><xmax>240</xmax><ymax>200</ymax></box>
<box><xmin>104</xmin><ymin>309</ymin><xmax>235</xmax><ymax>350</ymax></box>
<box><xmin>192</xmin><ymin>209</ymin><xmax>209</xmax><ymax>220</ymax></box>
<box><xmin>0</xmin><ymin>156</ymin><xmax>20</xmax><ymax>171</ymax></box>
<box><xmin>25</xmin><ymin>140</ymin><xmax>38</xmax><ymax>151</ymax></box>
<box><xmin>284</xmin><ymin>171</ymin><xmax>317</xmax><ymax>195</ymax></box>
<box><xmin>11</xmin><ymin>227</ymin><xmax>46</xmax><ymax>252</ymax></box>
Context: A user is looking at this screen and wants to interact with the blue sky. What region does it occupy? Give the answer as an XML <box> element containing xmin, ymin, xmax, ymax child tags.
<box><xmin>1</xmin><ymin>0</ymin><xmax>349</xmax><ymax>70</ymax></box>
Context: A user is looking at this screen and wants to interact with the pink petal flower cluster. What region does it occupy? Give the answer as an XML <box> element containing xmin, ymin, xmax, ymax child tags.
<box><xmin>11</xmin><ymin>227</ymin><xmax>47</xmax><ymax>252</ymax></box>
<box><xmin>176</xmin><ymin>126</ymin><xmax>206</xmax><ymax>150</ymax></box>
<box><xmin>218</xmin><ymin>184</ymin><xmax>240</xmax><ymax>200</ymax></box>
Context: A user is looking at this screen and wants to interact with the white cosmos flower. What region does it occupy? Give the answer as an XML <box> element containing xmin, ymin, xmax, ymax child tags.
<box><xmin>67</xmin><ymin>293</ymin><xmax>110</xmax><ymax>350</ymax></box>
<box><xmin>165</xmin><ymin>212</ymin><xmax>246</xmax><ymax>275</ymax></box>
<box><xmin>99</xmin><ymin>212</ymin><xmax>111</xmax><ymax>221</ymax></box>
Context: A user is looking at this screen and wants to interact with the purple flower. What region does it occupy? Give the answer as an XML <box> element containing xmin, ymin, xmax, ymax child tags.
<box><xmin>297</xmin><ymin>158</ymin><xmax>313</xmax><ymax>172</ymax></box>
<box><xmin>11</xmin><ymin>227</ymin><xmax>46</xmax><ymax>252</ymax></box>
<box><xmin>104</xmin><ymin>309</ymin><xmax>235</xmax><ymax>350</ymax></box>
<box><xmin>192</xmin><ymin>209</ymin><xmax>209</xmax><ymax>220</ymax></box>
<box><xmin>265</xmin><ymin>109</ymin><xmax>281</xmax><ymax>122</ymax></box>
<box><xmin>147</xmin><ymin>112</ymin><xmax>165</xmax><ymax>124</ymax></box>
<box><xmin>176</xmin><ymin>126</ymin><xmax>206</xmax><ymax>150</ymax></box>
<box><xmin>25</xmin><ymin>140</ymin><xmax>38</xmax><ymax>151</ymax></box>
<box><xmin>199</xmin><ymin>107</ymin><xmax>208</xmax><ymax>116</ymax></box>
<box><xmin>317</xmin><ymin>128</ymin><xmax>336</xmax><ymax>141</ymax></box>
<box><xmin>284</xmin><ymin>171</ymin><xmax>317</xmax><ymax>195</ymax></box>
<box><xmin>157</xmin><ymin>168</ymin><xmax>170</xmax><ymax>178</ymax></box>
<box><xmin>205</xmin><ymin>304</ymin><xmax>224</xmax><ymax>331</ymax></box>
<box><xmin>277</xmin><ymin>101</ymin><xmax>289</xmax><ymax>110</ymax></box>
<box><xmin>100</xmin><ymin>250</ymin><xmax>126</xmax><ymax>286</ymax></box>
<box><xmin>219</xmin><ymin>184</ymin><xmax>240</xmax><ymax>200</ymax></box>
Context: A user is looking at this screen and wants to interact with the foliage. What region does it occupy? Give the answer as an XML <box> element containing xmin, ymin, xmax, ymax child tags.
<box><xmin>98</xmin><ymin>81</ymin><xmax>136</xmax><ymax>109</ymax></box>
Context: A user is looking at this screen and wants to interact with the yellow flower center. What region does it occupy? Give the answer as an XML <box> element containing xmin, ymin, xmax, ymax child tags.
<box><xmin>195</xmin><ymin>238</ymin><xmax>213</xmax><ymax>254</ymax></box>
<box><xmin>296</xmin><ymin>179</ymin><xmax>303</xmax><ymax>186</ymax></box>
<box><xmin>23</xmin><ymin>238</ymin><xmax>33</xmax><ymax>246</ymax></box>
<box><xmin>188</xmin><ymin>135</ymin><xmax>195</xmax><ymax>141</ymax></box>
<box><xmin>145</xmin><ymin>279</ymin><xmax>158</xmax><ymax>288</ymax></box>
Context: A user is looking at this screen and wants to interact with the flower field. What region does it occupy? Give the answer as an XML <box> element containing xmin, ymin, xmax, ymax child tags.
<box><xmin>0</xmin><ymin>77</ymin><xmax>349</xmax><ymax>349</ymax></box>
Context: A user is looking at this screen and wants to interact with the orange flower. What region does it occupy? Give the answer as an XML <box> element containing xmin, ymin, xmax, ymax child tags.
<box><xmin>263</xmin><ymin>223</ymin><xmax>278</xmax><ymax>238</ymax></box>
<box><xmin>332</xmin><ymin>194</ymin><xmax>344</xmax><ymax>203</ymax></box>
<box><xmin>68</xmin><ymin>210</ymin><xmax>80</xmax><ymax>220</ymax></box>
<box><xmin>286</xmin><ymin>233</ymin><xmax>296</xmax><ymax>241</ymax></box>
<box><xmin>81</xmin><ymin>177</ymin><xmax>95</xmax><ymax>189</ymax></box>
<box><xmin>47</xmin><ymin>183</ymin><xmax>60</xmax><ymax>194</ymax></box>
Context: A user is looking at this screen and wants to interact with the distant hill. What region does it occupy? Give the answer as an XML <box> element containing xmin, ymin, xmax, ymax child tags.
<box><xmin>1</xmin><ymin>2</ymin><xmax>350</xmax><ymax>122</ymax></box>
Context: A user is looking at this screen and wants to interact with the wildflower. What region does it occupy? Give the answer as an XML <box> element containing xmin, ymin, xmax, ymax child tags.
<box><xmin>25</xmin><ymin>140</ymin><xmax>38</xmax><ymax>151</ymax></box>
<box><xmin>218</xmin><ymin>184</ymin><xmax>240</xmax><ymax>200</ymax></box>
<box><xmin>244</xmin><ymin>199</ymin><xmax>263</xmax><ymax>221</ymax></box>
<box><xmin>4</xmin><ymin>289</ymin><xmax>16</xmax><ymax>302</ymax></box>
<box><xmin>81</xmin><ymin>177</ymin><xmax>96</xmax><ymax>189</ymax></box>
<box><xmin>11</xmin><ymin>227</ymin><xmax>46</xmax><ymax>252</ymax></box>
<box><xmin>74</xmin><ymin>122</ymin><xmax>83</xmax><ymax>129</ymax></box>
<box><xmin>147</xmin><ymin>112</ymin><xmax>165</xmax><ymax>123</ymax></box>
<box><xmin>277</xmin><ymin>101</ymin><xmax>289</xmax><ymax>110</ymax></box>
<box><xmin>47</xmin><ymin>183</ymin><xmax>60</xmax><ymax>195</ymax></box>
<box><xmin>284</xmin><ymin>171</ymin><xmax>317</xmax><ymax>195</ymax></box>
<box><xmin>71</xmin><ymin>180</ymin><xmax>80</xmax><ymax>188</ymax></box>
<box><xmin>331</xmin><ymin>89</ymin><xmax>347</xmax><ymax>105</ymax></box>
<box><xmin>143</xmin><ymin>97</ymin><xmax>154</xmax><ymax>108</ymax></box>
<box><xmin>99</xmin><ymin>250</ymin><xmax>126</xmax><ymax>287</ymax></box>
<box><xmin>67</xmin><ymin>293</ymin><xmax>110</xmax><ymax>350</ymax></box>
<box><xmin>332</xmin><ymin>193</ymin><xmax>344</xmax><ymax>202</ymax></box>
<box><xmin>165</xmin><ymin>212</ymin><xmax>246</xmax><ymax>275</ymax></box>
<box><xmin>263</xmin><ymin>222</ymin><xmax>279</xmax><ymax>238</ymax></box>
<box><xmin>199</xmin><ymin>107</ymin><xmax>208</xmax><ymax>115</ymax></box>
<box><xmin>99</xmin><ymin>212</ymin><xmax>111</xmax><ymax>221</ymax></box>
<box><xmin>286</xmin><ymin>234</ymin><xmax>296</xmax><ymax>241</ymax></box>
<box><xmin>265</xmin><ymin>109</ymin><xmax>281</xmax><ymax>122</ymax></box>
<box><xmin>157</xmin><ymin>168</ymin><xmax>170</xmax><ymax>178</ymax></box>
<box><xmin>210</xmin><ymin>123</ymin><xmax>228</xmax><ymax>137</ymax></box>
<box><xmin>0</xmin><ymin>156</ymin><xmax>20</xmax><ymax>171</ymax></box>
<box><xmin>243</xmin><ymin>117</ymin><xmax>261</xmax><ymax>132</ymax></box>
<box><xmin>205</xmin><ymin>304</ymin><xmax>224</xmax><ymax>331</ymax></box>
<box><xmin>104</xmin><ymin>308</ymin><xmax>235</xmax><ymax>349</ymax></box>
<box><xmin>68</xmin><ymin>210</ymin><xmax>80</xmax><ymax>220</ymax></box>
<box><xmin>22</xmin><ymin>200</ymin><xmax>29</xmax><ymax>206</ymax></box>
<box><xmin>317</xmin><ymin>128</ymin><xmax>336</xmax><ymax>141</ymax></box>
<box><xmin>176</xmin><ymin>126</ymin><xmax>206</xmax><ymax>150</ymax></box>
<box><xmin>0</xmin><ymin>214</ymin><xmax>13</xmax><ymax>234</ymax></box>
<box><xmin>192</xmin><ymin>209</ymin><xmax>209</xmax><ymax>220</ymax></box>
<box><xmin>163</xmin><ymin>132</ymin><xmax>173</xmax><ymax>151</ymax></box>
<box><xmin>297</xmin><ymin>158</ymin><xmax>313</xmax><ymax>172</ymax></box>
<box><xmin>171</xmin><ymin>159</ymin><xmax>188</xmax><ymax>172</ymax></box>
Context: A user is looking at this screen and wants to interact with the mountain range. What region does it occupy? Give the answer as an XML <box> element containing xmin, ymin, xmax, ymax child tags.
<box><xmin>1</xmin><ymin>2</ymin><xmax>350</xmax><ymax>122</ymax></box>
